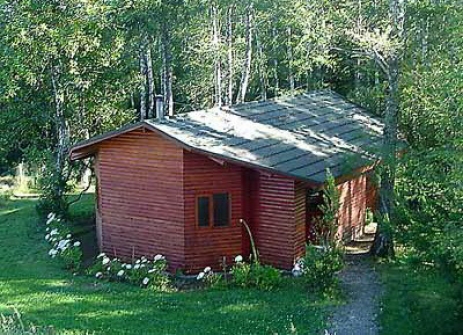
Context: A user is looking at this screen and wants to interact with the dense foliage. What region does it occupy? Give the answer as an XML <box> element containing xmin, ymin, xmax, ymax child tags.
<box><xmin>395</xmin><ymin>147</ymin><xmax>463</xmax><ymax>277</ymax></box>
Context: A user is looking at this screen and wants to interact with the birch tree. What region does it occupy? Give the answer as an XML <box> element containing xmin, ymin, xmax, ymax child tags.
<box><xmin>211</xmin><ymin>1</ymin><xmax>222</xmax><ymax>107</ymax></box>
<box><xmin>139</xmin><ymin>39</ymin><xmax>148</xmax><ymax>120</ymax></box>
<box><xmin>146</xmin><ymin>43</ymin><xmax>156</xmax><ymax>118</ymax></box>
<box><xmin>226</xmin><ymin>4</ymin><xmax>235</xmax><ymax>105</ymax></box>
<box><xmin>237</xmin><ymin>1</ymin><xmax>253</xmax><ymax>103</ymax></box>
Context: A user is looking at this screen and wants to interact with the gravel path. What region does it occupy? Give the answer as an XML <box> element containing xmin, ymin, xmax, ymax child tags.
<box><xmin>326</xmin><ymin>254</ymin><xmax>383</xmax><ymax>335</ymax></box>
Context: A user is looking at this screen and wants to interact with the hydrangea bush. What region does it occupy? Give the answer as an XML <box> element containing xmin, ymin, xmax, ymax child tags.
<box><xmin>196</xmin><ymin>266</ymin><xmax>223</xmax><ymax>288</ymax></box>
<box><xmin>88</xmin><ymin>253</ymin><xmax>170</xmax><ymax>291</ymax></box>
<box><xmin>44</xmin><ymin>213</ymin><xmax>82</xmax><ymax>270</ymax></box>
<box><xmin>196</xmin><ymin>255</ymin><xmax>282</xmax><ymax>291</ymax></box>
<box><xmin>231</xmin><ymin>255</ymin><xmax>282</xmax><ymax>290</ymax></box>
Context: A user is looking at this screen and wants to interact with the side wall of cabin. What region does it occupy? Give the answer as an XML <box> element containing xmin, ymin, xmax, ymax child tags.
<box><xmin>245</xmin><ymin>173</ymin><xmax>305</xmax><ymax>270</ymax></box>
<box><xmin>183</xmin><ymin>151</ymin><xmax>243</xmax><ymax>273</ymax></box>
<box><xmin>95</xmin><ymin>130</ymin><xmax>185</xmax><ymax>269</ymax></box>
<box><xmin>336</xmin><ymin>173</ymin><xmax>368</xmax><ymax>240</ymax></box>
<box><xmin>365</xmin><ymin>172</ymin><xmax>378</xmax><ymax>212</ymax></box>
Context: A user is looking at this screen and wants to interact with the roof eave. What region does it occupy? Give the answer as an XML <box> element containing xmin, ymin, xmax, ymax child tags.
<box><xmin>68</xmin><ymin>123</ymin><xmax>147</xmax><ymax>161</ymax></box>
<box><xmin>69</xmin><ymin>120</ymin><xmax>324</xmax><ymax>187</ymax></box>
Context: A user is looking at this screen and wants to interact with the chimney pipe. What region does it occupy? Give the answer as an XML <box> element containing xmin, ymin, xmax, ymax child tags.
<box><xmin>155</xmin><ymin>95</ymin><xmax>164</xmax><ymax>120</ymax></box>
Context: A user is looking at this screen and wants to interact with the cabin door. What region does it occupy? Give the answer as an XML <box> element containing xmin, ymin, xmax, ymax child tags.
<box><xmin>306</xmin><ymin>190</ymin><xmax>323</xmax><ymax>242</ymax></box>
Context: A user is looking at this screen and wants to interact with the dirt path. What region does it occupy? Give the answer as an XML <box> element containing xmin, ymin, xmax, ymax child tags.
<box><xmin>326</xmin><ymin>254</ymin><xmax>383</xmax><ymax>335</ymax></box>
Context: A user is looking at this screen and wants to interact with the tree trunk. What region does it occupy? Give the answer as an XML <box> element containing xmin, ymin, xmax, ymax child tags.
<box><xmin>161</xmin><ymin>27</ymin><xmax>174</xmax><ymax>116</ymax></box>
<box><xmin>139</xmin><ymin>40</ymin><xmax>148</xmax><ymax>121</ymax></box>
<box><xmin>354</xmin><ymin>0</ymin><xmax>363</xmax><ymax>95</ymax></box>
<box><xmin>237</xmin><ymin>1</ymin><xmax>252</xmax><ymax>103</ymax></box>
<box><xmin>287</xmin><ymin>27</ymin><xmax>295</xmax><ymax>93</ymax></box>
<box><xmin>272</xmin><ymin>25</ymin><xmax>279</xmax><ymax>95</ymax></box>
<box><xmin>146</xmin><ymin>43</ymin><xmax>155</xmax><ymax>118</ymax></box>
<box><xmin>226</xmin><ymin>4</ymin><xmax>234</xmax><ymax>105</ymax></box>
<box><xmin>212</xmin><ymin>1</ymin><xmax>222</xmax><ymax>107</ymax></box>
<box><xmin>50</xmin><ymin>64</ymin><xmax>69</xmax><ymax>201</ymax></box>
<box><xmin>370</xmin><ymin>0</ymin><xmax>405</xmax><ymax>257</ymax></box>
<box><xmin>255</xmin><ymin>26</ymin><xmax>267</xmax><ymax>101</ymax></box>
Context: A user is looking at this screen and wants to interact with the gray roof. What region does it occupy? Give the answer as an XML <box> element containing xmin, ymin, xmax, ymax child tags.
<box><xmin>147</xmin><ymin>90</ymin><xmax>383</xmax><ymax>184</ymax></box>
<box><xmin>71</xmin><ymin>90</ymin><xmax>384</xmax><ymax>185</ymax></box>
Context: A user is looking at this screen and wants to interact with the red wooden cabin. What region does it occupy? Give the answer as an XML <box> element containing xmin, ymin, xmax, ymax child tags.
<box><xmin>70</xmin><ymin>91</ymin><xmax>381</xmax><ymax>273</ymax></box>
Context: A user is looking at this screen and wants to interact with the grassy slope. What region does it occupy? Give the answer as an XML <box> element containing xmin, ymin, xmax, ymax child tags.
<box><xmin>379</xmin><ymin>262</ymin><xmax>463</xmax><ymax>335</ymax></box>
<box><xmin>0</xmin><ymin>194</ymin><xmax>335</xmax><ymax>335</ymax></box>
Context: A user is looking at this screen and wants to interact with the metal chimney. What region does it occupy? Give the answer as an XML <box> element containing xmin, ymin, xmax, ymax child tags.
<box><xmin>155</xmin><ymin>95</ymin><xmax>164</xmax><ymax>120</ymax></box>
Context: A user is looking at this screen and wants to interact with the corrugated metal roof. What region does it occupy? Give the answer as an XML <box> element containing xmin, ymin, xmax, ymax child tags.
<box><xmin>143</xmin><ymin>90</ymin><xmax>383</xmax><ymax>184</ymax></box>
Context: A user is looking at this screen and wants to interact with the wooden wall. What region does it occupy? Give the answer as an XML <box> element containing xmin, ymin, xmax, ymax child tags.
<box><xmin>294</xmin><ymin>182</ymin><xmax>307</xmax><ymax>260</ymax></box>
<box><xmin>336</xmin><ymin>174</ymin><xmax>368</xmax><ymax>240</ymax></box>
<box><xmin>365</xmin><ymin>173</ymin><xmax>378</xmax><ymax>212</ymax></box>
<box><xmin>96</xmin><ymin>130</ymin><xmax>186</xmax><ymax>270</ymax></box>
<box><xmin>248</xmin><ymin>174</ymin><xmax>305</xmax><ymax>270</ymax></box>
<box><xmin>183</xmin><ymin>151</ymin><xmax>243</xmax><ymax>273</ymax></box>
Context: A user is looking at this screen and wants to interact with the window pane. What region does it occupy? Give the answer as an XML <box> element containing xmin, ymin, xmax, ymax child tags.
<box><xmin>197</xmin><ymin>196</ymin><xmax>210</xmax><ymax>227</ymax></box>
<box><xmin>213</xmin><ymin>193</ymin><xmax>230</xmax><ymax>227</ymax></box>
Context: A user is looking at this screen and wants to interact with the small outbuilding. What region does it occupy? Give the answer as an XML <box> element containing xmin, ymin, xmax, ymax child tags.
<box><xmin>70</xmin><ymin>90</ymin><xmax>382</xmax><ymax>272</ymax></box>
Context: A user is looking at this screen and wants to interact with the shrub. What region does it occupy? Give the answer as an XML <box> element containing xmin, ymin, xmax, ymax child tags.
<box><xmin>195</xmin><ymin>256</ymin><xmax>282</xmax><ymax>291</ymax></box>
<box><xmin>296</xmin><ymin>245</ymin><xmax>344</xmax><ymax>293</ymax></box>
<box><xmin>230</xmin><ymin>257</ymin><xmax>282</xmax><ymax>291</ymax></box>
<box><xmin>291</xmin><ymin>169</ymin><xmax>344</xmax><ymax>293</ymax></box>
<box><xmin>44</xmin><ymin>213</ymin><xmax>82</xmax><ymax>270</ymax></box>
<box><xmin>88</xmin><ymin>253</ymin><xmax>171</xmax><ymax>291</ymax></box>
<box><xmin>196</xmin><ymin>266</ymin><xmax>223</xmax><ymax>288</ymax></box>
<box><xmin>0</xmin><ymin>190</ymin><xmax>12</xmax><ymax>208</ymax></box>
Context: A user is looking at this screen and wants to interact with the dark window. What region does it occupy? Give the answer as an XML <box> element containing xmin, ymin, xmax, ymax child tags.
<box><xmin>213</xmin><ymin>193</ymin><xmax>230</xmax><ymax>227</ymax></box>
<box><xmin>197</xmin><ymin>196</ymin><xmax>210</xmax><ymax>227</ymax></box>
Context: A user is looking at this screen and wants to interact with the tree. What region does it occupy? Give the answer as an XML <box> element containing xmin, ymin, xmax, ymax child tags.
<box><xmin>370</xmin><ymin>0</ymin><xmax>405</xmax><ymax>257</ymax></box>
<box><xmin>0</xmin><ymin>0</ymin><xmax>134</xmax><ymax>214</ymax></box>
<box><xmin>237</xmin><ymin>0</ymin><xmax>253</xmax><ymax>103</ymax></box>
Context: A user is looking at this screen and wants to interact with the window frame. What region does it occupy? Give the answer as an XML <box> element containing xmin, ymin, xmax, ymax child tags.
<box><xmin>195</xmin><ymin>192</ymin><xmax>232</xmax><ymax>228</ymax></box>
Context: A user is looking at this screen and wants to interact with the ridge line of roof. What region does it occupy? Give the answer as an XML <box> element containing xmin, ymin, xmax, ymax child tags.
<box><xmin>219</xmin><ymin>89</ymin><xmax>334</xmax><ymax>111</ymax></box>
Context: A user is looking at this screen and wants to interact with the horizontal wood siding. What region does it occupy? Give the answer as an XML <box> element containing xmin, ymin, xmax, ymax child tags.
<box><xmin>183</xmin><ymin>151</ymin><xmax>243</xmax><ymax>273</ymax></box>
<box><xmin>252</xmin><ymin>174</ymin><xmax>298</xmax><ymax>270</ymax></box>
<box><xmin>241</xmin><ymin>169</ymin><xmax>259</xmax><ymax>259</ymax></box>
<box><xmin>337</xmin><ymin>174</ymin><xmax>367</xmax><ymax>241</ymax></box>
<box><xmin>95</xmin><ymin>157</ymin><xmax>103</xmax><ymax>251</ymax></box>
<box><xmin>294</xmin><ymin>182</ymin><xmax>307</xmax><ymax>261</ymax></box>
<box><xmin>366</xmin><ymin>173</ymin><xmax>378</xmax><ymax>212</ymax></box>
<box><xmin>96</xmin><ymin>130</ymin><xmax>185</xmax><ymax>270</ymax></box>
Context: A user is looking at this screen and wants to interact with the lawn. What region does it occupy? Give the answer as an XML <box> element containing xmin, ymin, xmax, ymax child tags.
<box><xmin>0</xmin><ymin>193</ymin><xmax>336</xmax><ymax>335</ymax></box>
<box><xmin>379</xmin><ymin>262</ymin><xmax>463</xmax><ymax>335</ymax></box>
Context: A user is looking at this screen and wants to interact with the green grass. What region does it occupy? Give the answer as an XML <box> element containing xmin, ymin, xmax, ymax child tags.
<box><xmin>379</xmin><ymin>262</ymin><xmax>463</xmax><ymax>335</ymax></box>
<box><xmin>0</xmin><ymin>193</ymin><xmax>336</xmax><ymax>335</ymax></box>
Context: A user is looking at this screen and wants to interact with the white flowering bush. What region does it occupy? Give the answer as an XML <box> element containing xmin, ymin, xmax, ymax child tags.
<box><xmin>44</xmin><ymin>213</ymin><xmax>82</xmax><ymax>270</ymax></box>
<box><xmin>195</xmin><ymin>255</ymin><xmax>282</xmax><ymax>291</ymax></box>
<box><xmin>88</xmin><ymin>253</ymin><xmax>170</xmax><ymax>291</ymax></box>
<box><xmin>196</xmin><ymin>266</ymin><xmax>223</xmax><ymax>288</ymax></box>
<box><xmin>230</xmin><ymin>255</ymin><xmax>282</xmax><ymax>291</ymax></box>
